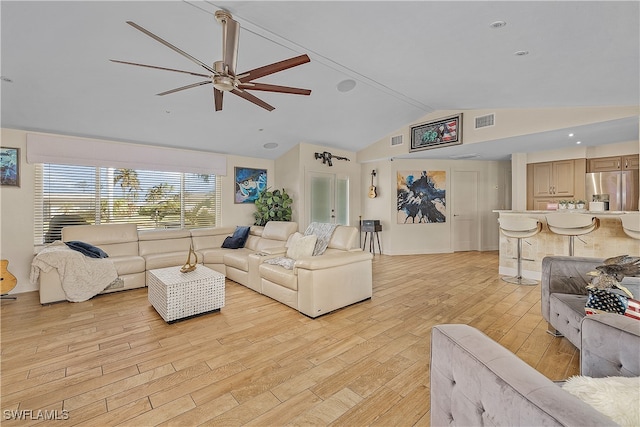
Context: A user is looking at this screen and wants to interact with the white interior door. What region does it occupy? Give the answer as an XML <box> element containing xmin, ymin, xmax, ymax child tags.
<box><xmin>453</xmin><ymin>170</ymin><xmax>479</xmax><ymax>251</ymax></box>
<box><xmin>308</xmin><ymin>172</ymin><xmax>349</xmax><ymax>225</ymax></box>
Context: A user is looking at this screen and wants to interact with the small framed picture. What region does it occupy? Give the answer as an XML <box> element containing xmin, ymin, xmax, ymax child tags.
<box><xmin>0</xmin><ymin>147</ymin><xmax>20</xmax><ymax>187</ymax></box>
<box><xmin>234</xmin><ymin>167</ymin><xmax>267</xmax><ymax>203</ymax></box>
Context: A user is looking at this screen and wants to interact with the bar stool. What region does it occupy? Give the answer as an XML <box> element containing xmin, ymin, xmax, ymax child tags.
<box><xmin>498</xmin><ymin>216</ymin><xmax>542</xmax><ymax>285</ymax></box>
<box><xmin>545</xmin><ymin>213</ymin><xmax>600</xmax><ymax>256</ymax></box>
<box><xmin>620</xmin><ymin>212</ymin><xmax>640</xmax><ymax>240</ymax></box>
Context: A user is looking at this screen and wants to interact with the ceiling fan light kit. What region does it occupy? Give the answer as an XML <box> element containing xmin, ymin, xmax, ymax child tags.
<box><xmin>112</xmin><ymin>10</ymin><xmax>311</xmax><ymax>111</ymax></box>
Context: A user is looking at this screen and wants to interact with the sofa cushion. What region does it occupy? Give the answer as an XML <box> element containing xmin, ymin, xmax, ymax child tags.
<box><xmin>199</xmin><ymin>248</ymin><xmax>228</xmax><ymax>265</ymax></box>
<box><xmin>110</xmin><ymin>255</ymin><xmax>146</xmax><ymax>275</ymax></box>
<box><xmin>224</xmin><ymin>248</ymin><xmax>254</xmax><ymax>271</ymax></box>
<box><xmin>260</xmin><ymin>263</ymin><xmax>297</xmax><ymax>291</ymax></box>
<box><xmin>262</xmin><ymin>221</ymin><xmax>298</xmax><ymax>241</ymax></box>
<box><xmin>221</xmin><ymin>226</ymin><xmax>250</xmax><ymax>249</ymax></box>
<box><xmin>328</xmin><ymin>226</ymin><xmax>358</xmax><ymax>250</ymax></box>
<box><xmin>144</xmin><ymin>252</ymin><xmax>192</xmax><ymax>271</ymax></box>
<box><xmin>286</xmin><ymin>233</ymin><xmax>317</xmax><ymax>259</ymax></box>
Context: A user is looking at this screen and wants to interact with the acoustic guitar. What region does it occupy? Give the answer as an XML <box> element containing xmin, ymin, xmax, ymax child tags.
<box><xmin>1</xmin><ymin>259</ymin><xmax>17</xmax><ymax>295</ymax></box>
<box><xmin>368</xmin><ymin>170</ymin><xmax>377</xmax><ymax>199</ymax></box>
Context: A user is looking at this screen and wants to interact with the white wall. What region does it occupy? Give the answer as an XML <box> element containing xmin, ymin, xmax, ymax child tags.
<box><xmin>275</xmin><ymin>142</ymin><xmax>361</xmax><ymax>231</ymax></box>
<box><xmin>361</xmin><ymin>157</ymin><xmax>508</xmax><ymax>255</ymax></box>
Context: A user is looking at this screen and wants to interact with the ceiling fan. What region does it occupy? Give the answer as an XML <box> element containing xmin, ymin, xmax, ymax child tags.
<box><xmin>110</xmin><ymin>10</ymin><xmax>311</xmax><ymax>112</ymax></box>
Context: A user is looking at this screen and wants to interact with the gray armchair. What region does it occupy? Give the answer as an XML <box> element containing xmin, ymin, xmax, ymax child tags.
<box><xmin>430</xmin><ymin>313</ymin><xmax>639</xmax><ymax>426</ymax></box>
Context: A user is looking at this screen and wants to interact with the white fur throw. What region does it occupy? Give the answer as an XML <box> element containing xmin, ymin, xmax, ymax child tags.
<box><xmin>562</xmin><ymin>376</ymin><xmax>640</xmax><ymax>426</ymax></box>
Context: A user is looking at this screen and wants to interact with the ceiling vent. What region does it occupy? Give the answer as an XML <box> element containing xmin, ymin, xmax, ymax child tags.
<box><xmin>475</xmin><ymin>113</ymin><xmax>495</xmax><ymax>129</ymax></box>
<box><xmin>390</xmin><ymin>135</ymin><xmax>404</xmax><ymax>146</ymax></box>
<box><xmin>450</xmin><ymin>153</ymin><xmax>480</xmax><ymax>160</ymax></box>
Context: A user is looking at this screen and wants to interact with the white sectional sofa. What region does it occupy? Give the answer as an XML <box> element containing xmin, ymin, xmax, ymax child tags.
<box><xmin>35</xmin><ymin>221</ymin><xmax>373</xmax><ymax>318</ymax></box>
<box><xmin>37</xmin><ymin>223</ymin><xmax>146</xmax><ymax>305</ymax></box>
<box><xmin>259</xmin><ymin>225</ymin><xmax>373</xmax><ymax>318</ymax></box>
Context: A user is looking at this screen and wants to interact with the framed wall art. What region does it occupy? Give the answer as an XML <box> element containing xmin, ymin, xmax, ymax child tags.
<box><xmin>0</xmin><ymin>147</ymin><xmax>20</xmax><ymax>187</ymax></box>
<box><xmin>234</xmin><ymin>167</ymin><xmax>267</xmax><ymax>204</ymax></box>
<box><xmin>397</xmin><ymin>170</ymin><xmax>446</xmax><ymax>223</ymax></box>
<box><xmin>410</xmin><ymin>114</ymin><xmax>462</xmax><ymax>152</ymax></box>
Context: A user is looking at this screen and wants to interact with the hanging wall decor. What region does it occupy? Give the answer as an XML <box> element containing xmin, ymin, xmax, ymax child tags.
<box><xmin>0</xmin><ymin>147</ymin><xmax>20</xmax><ymax>187</ymax></box>
<box><xmin>234</xmin><ymin>167</ymin><xmax>267</xmax><ymax>203</ymax></box>
<box><xmin>397</xmin><ymin>170</ymin><xmax>446</xmax><ymax>223</ymax></box>
<box><xmin>410</xmin><ymin>114</ymin><xmax>462</xmax><ymax>152</ymax></box>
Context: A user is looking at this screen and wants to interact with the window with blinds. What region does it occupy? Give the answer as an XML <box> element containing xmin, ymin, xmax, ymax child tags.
<box><xmin>34</xmin><ymin>164</ymin><xmax>220</xmax><ymax>244</ymax></box>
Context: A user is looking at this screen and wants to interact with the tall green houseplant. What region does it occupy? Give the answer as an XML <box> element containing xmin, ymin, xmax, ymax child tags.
<box><xmin>253</xmin><ymin>188</ymin><xmax>293</xmax><ymax>226</ymax></box>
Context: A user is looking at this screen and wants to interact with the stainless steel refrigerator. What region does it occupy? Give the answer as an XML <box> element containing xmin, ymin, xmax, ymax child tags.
<box><xmin>586</xmin><ymin>170</ymin><xmax>639</xmax><ymax>211</ymax></box>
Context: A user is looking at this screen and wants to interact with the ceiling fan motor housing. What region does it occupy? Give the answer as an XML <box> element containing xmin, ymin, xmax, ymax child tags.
<box><xmin>212</xmin><ymin>60</ymin><xmax>237</xmax><ymax>91</ymax></box>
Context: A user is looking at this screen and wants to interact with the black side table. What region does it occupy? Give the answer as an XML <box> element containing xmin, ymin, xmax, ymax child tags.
<box><xmin>361</xmin><ymin>222</ymin><xmax>382</xmax><ymax>255</ymax></box>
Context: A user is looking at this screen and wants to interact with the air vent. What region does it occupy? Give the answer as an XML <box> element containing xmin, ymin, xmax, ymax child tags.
<box><xmin>475</xmin><ymin>114</ymin><xmax>495</xmax><ymax>129</ymax></box>
<box><xmin>390</xmin><ymin>135</ymin><xmax>403</xmax><ymax>146</ymax></box>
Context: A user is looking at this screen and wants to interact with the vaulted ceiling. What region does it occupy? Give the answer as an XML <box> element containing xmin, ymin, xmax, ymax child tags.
<box><xmin>2</xmin><ymin>1</ymin><xmax>638</xmax><ymax>161</ymax></box>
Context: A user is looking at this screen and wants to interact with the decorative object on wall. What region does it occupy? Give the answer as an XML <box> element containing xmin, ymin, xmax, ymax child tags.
<box><xmin>0</xmin><ymin>147</ymin><xmax>19</xmax><ymax>187</ymax></box>
<box><xmin>253</xmin><ymin>188</ymin><xmax>293</xmax><ymax>226</ymax></box>
<box><xmin>410</xmin><ymin>114</ymin><xmax>462</xmax><ymax>152</ymax></box>
<box><xmin>368</xmin><ymin>170</ymin><xmax>377</xmax><ymax>198</ymax></box>
<box><xmin>397</xmin><ymin>170</ymin><xmax>446</xmax><ymax>223</ymax></box>
<box><xmin>234</xmin><ymin>167</ymin><xmax>267</xmax><ymax>204</ymax></box>
<box><xmin>314</xmin><ymin>151</ymin><xmax>350</xmax><ymax>167</ymax></box>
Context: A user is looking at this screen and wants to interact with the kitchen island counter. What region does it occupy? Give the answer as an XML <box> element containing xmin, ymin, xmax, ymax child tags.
<box><xmin>494</xmin><ymin>210</ymin><xmax>639</xmax><ymax>281</ymax></box>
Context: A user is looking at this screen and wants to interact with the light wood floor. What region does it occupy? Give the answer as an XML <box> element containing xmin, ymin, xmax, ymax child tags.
<box><xmin>1</xmin><ymin>252</ymin><xmax>579</xmax><ymax>426</ymax></box>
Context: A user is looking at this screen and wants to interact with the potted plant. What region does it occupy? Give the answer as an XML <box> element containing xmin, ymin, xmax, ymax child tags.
<box><xmin>253</xmin><ymin>188</ymin><xmax>293</xmax><ymax>226</ymax></box>
<box><xmin>576</xmin><ymin>199</ymin><xmax>586</xmax><ymax>210</ymax></box>
<box><xmin>567</xmin><ymin>199</ymin><xmax>576</xmax><ymax>210</ymax></box>
<box><xmin>558</xmin><ymin>200</ymin><xmax>569</xmax><ymax>210</ymax></box>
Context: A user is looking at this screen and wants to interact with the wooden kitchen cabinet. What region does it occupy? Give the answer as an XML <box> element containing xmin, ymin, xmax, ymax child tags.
<box><xmin>527</xmin><ymin>159</ymin><xmax>585</xmax><ymax>210</ymax></box>
<box><xmin>623</xmin><ymin>154</ymin><xmax>639</xmax><ymax>170</ymax></box>
<box><xmin>588</xmin><ymin>155</ymin><xmax>639</xmax><ymax>172</ymax></box>
<box><xmin>531</xmin><ymin>160</ymin><xmax>574</xmax><ymax>197</ymax></box>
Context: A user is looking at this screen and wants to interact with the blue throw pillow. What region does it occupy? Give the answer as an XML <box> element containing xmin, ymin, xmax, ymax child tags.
<box><xmin>221</xmin><ymin>226</ymin><xmax>251</xmax><ymax>249</ymax></box>
<box><xmin>65</xmin><ymin>241</ymin><xmax>109</xmax><ymax>258</ymax></box>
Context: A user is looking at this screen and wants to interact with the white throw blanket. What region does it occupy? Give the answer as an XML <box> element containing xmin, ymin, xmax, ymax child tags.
<box><xmin>30</xmin><ymin>241</ymin><xmax>118</xmax><ymax>302</ymax></box>
<box><xmin>304</xmin><ymin>222</ymin><xmax>338</xmax><ymax>256</ymax></box>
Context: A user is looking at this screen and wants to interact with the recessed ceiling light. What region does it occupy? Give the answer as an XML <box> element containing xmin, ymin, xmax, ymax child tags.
<box><xmin>568</xmin><ymin>133</ymin><xmax>574</xmax><ymax>137</ymax></box>
<box><xmin>576</xmin><ymin>141</ymin><xmax>582</xmax><ymax>145</ymax></box>
<box><xmin>337</xmin><ymin>79</ymin><xmax>356</xmax><ymax>93</ymax></box>
<box><xmin>514</xmin><ymin>50</ymin><xmax>529</xmax><ymax>56</ymax></box>
<box><xmin>489</xmin><ymin>21</ymin><xmax>507</xmax><ymax>29</ymax></box>
<box><xmin>263</xmin><ymin>142</ymin><xmax>278</xmax><ymax>149</ymax></box>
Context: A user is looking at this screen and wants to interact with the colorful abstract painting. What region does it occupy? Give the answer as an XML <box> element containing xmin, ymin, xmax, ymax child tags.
<box><xmin>234</xmin><ymin>167</ymin><xmax>267</xmax><ymax>203</ymax></box>
<box><xmin>397</xmin><ymin>170</ymin><xmax>446</xmax><ymax>223</ymax></box>
<box><xmin>0</xmin><ymin>147</ymin><xmax>19</xmax><ymax>187</ymax></box>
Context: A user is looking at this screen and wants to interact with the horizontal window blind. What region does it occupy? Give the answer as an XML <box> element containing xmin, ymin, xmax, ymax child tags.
<box><xmin>34</xmin><ymin>164</ymin><xmax>220</xmax><ymax>245</ymax></box>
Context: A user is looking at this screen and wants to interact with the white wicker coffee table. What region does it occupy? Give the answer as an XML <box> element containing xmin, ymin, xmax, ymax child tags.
<box><xmin>148</xmin><ymin>265</ymin><xmax>225</xmax><ymax>323</ymax></box>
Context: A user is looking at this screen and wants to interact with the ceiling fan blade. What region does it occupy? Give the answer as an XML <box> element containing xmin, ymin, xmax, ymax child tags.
<box><xmin>214</xmin><ymin>88</ymin><xmax>224</xmax><ymax>111</ymax></box>
<box><xmin>126</xmin><ymin>21</ymin><xmax>216</xmax><ymax>75</ymax></box>
<box><xmin>230</xmin><ymin>89</ymin><xmax>275</xmax><ymax>111</ymax></box>
<box><xmin>238</xmin><ymin>54</ymin><xmax>310</xmax><ymax>83</ymax></box>
<box><xmin>239</xmin><ymin>82</ymin><xmax>311</xmax><ymax>96</ymax></box>
<box><xmin>221</xmin><ymin>16</ymin><xmax>240</xmax><ymax>76</ymax></box>
<box><xmin>157</xmin><ymin>80</ymin><xmax>212</xmax><ymax>96</ymax></box>
<box><xmin>110</xmin><ymin>59</ymin><xmax>210</xmax><ymax>78</ymax></box>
